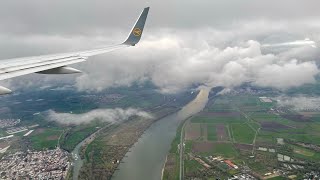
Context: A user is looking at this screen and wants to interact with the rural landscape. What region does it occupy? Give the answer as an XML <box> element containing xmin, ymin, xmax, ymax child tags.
<box><xmin>2</xmin><ymin>79</ymin><xmax>320</xmax><ymax>180</ymax></box>
<box><xmin>2</xmin><ymin>81</ymin><xmax>320</xmax><ymax>179</ymax></box>
<box><xmin>163</xmin><ymin>85</ymin><xmax>320</xmax><ymax>180</ymax></box>
<box><xmin>0</xmin><ymin>84</ymin><xmax>195</xmax><ymax>179</ymax></box>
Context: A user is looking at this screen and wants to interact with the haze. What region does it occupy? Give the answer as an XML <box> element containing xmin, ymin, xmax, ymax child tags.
<box><xmin>0</xmin><ymin>0</ymin><xmax>319</xmax><ymax>94</ymax></box>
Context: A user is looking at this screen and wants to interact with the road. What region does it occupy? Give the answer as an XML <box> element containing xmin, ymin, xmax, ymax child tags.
<box><xmin>179</xmin><ymin>120</ymin><xmax>187</xmax><ymax>180</ymax></box>
<box><xmin>72</xmin><ymin>123</ymin><xmax>113</xmax><ymax>180</ymax></box>
<box><xmin>239</xmin><ymin>109</ymin><xmax>261</xmax><ymax>154</ymax></box>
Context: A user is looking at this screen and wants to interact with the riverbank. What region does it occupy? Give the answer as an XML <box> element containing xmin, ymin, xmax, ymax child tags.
<box><xmin>112</xmin><ymin>88</ymin><xmax>210</xmax><ymax>180</ymax></box>
<box><xmin>162</xmin><ymin>117</ymin><xmax>189</xmax><ymax>180</ymax></box>
<box><xmin>71</xmin><ymin>123</ymin><xmax>116</xmax><ymax>180</ymax></box>
<box><xmin>77</xmin><ymin>106</ymin><xmax>180</xmax><ymax>179</ymax></box>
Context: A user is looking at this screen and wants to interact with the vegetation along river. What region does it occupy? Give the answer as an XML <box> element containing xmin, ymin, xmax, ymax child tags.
<box><xmin>112</xmin><ymin>87</ymin><xmax>210</xmax><ymax>180</ymax></box>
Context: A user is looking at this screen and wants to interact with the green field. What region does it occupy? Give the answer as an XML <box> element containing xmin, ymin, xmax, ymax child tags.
<box><xmin>29</xmin><ymin>128</ymin><xmax>63</xmax><ymax>150</ymax></box>
<box><xmin>293</xmin><ymin>145</ymin><xmax>314</xmax><ymax>156</ymax></box>
<box><xmin>247</xmin><ymin>122</ymin><xmax>260</xmax><ymax>131</ymax></box>
<box><xmin>247</xmin><ymin>160</ymin><xmax>269</xmax><ymax>174</ymax></box>
<box><xmin>259</xmin><ymin>130</ymin><xmax>320</xmax><ymax>145</ymax></box>
<box><xmin>291</xmin><ymin>144</ymin><xmax>320</xmax><ymax>161</ymax></box>
<box><xmin>0</xmin><ymin>129</ymin><xmax>8</xmax><ymax>137</ymax></box>
<box><xmin>230</xmin><ymin>95</ymin><xmax>259</xmax><ymax>106</ymax></box>
<box><xmin>267</xmin><ymin>176</ymin><xmax>287</xmax><ymax>180</ymax></box>
<box><xmin>250</xmin><ymin>112</ymin><xmax>279</xmax><ymax>120</ymax></box>
<box><xmin>191</xmin><ymin>116</ymin><xmax>246</xmax><ymax>124</ymax></box>
<box><xmin>207</xmin><ymin>124</ymin><xmax>217</xmax><ymax>141</ymax></box>
<box><xmin>168</xmin><ymin>92</ymin><xmax>320</xmax><ymax>178</ymax></box>
<box><xmin>83</xmin><ymin>137</ymin><xmax>106</xmax><ymax>164</ymax></box>
<box><xmin>208</xmin><ymin>105</ymin><xmax>235</xmax><ymax>112</ymax></box>
<box><xmin>211</xmin><ymin>143</ymin><xmax>238</xmax><ymax>158</ymax></box>
<box><xmin>162</xmin><ymin>154</ymin><xmax>179</xmax><ymax>180</ymax></box>
<box><xmin>60</xmin><ymin>121</ymin><xmax>105</xmax><ymax>152</ymax></box>
<box><xmin>231</xmin><ymin>123</ymin><xmax>255</xmax><ymax>144</ymax></box>
<box><xmin>193</xmin><ymin>142</ymin><xmax>238</xmax><ymax>158</ymax></box>
<box><xmin>184</xmin><ymin>159</ymin><xmax>203</xmax><ymax>174</ymax></box>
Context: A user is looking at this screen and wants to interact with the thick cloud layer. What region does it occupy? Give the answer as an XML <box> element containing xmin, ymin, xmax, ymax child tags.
<box><xmin>46</xmin><ymin>108</ymin><xmax>152</xmax><ymax>125</ymax></box>
<box><xmin>75</xmin><ymin>35</ymin><xmax>319</xmax><ymax>93</ymax></box>
<box><xmin>0</xmin><ymin>0</ymin><xmax>320</xmax><ymax>93</ymax></box>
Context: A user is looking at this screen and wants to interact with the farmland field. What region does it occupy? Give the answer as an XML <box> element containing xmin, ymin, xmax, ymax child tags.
<box><xmin>167</xmin><ymin>93</ymin><xmax>320</xmax><ymax>179</ymax></box>
<box><xmin>291</xmin><ymin>144</ymin><xmax>320</xmax><ymax>161</ymax></box>
<box><xmin>293</xmin><ymin>145</ymin><xmax>314</xmax><ymax>156</ymax></box>
<box><xmin>192</xmin><ymin>142</ymin><xmax>238</xmax><ymax>158</ymax></box>
<box><xmin>231</xmin><ymin>123</ymin><xmax>255</xmax><ymax>144</ymax></box>
<box><xmin>185</xmin><ymin>123</ymin><xmax>201</xmax><ymax>140</ymax></box>
<box><xmin>191</xmin><ymin>115</ymin><xmax>246</xmax><ymax>123</ymax></box>
<box><xmin>30</xmin><ymin>128</ymin><xmax>63</xmax><ymax>150</ymax></box>
<box><xmin>192</xmin><ymin>141</ymin><xmax>214</xmax><ymax>153</ymax></box>
<box><xmin>60</xmin><ymin>121</ymin><xmax>106</xmax><ymax>152</ymax></box>
<box><xmin>215</xmin><ymin>124</ymin><xmax>229</xmax><ymax>141</ymax></box>
<box><xmin>211</xmin><ymin>143</ymin><xmax>238</xmax><ymax>158</ymax></box>
<box><xmin>207</xmin><ymin>124</ymin><xmax>217</xmax><ymax>141</ymax></box>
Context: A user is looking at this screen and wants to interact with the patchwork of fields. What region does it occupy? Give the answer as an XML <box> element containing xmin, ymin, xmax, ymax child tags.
<box><xmin>182</xmin><ymin>94</ymin><xmax>320</xmax><ymax>177</ymax></box>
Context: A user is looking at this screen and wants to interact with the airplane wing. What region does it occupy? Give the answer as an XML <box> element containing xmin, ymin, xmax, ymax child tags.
<box><xmin>0</xmin><ymin>7</ymin><xmax>150</xmax><ymax>95</ymax></box>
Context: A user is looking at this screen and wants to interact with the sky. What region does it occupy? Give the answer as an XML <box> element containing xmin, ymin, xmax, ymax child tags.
<box><xmin>0</xmin><ymin>0</ymin><xmax>320</xmax><ymax>93</ymax></box>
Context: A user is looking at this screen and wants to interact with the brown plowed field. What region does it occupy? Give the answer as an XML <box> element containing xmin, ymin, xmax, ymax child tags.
<box><xmin>234</xmin><ymin>143</ymin><xmax>253</xmax><ymax>151</ymax></box>
<box><xmin>260</xmin><ymin>122</ymin><xmax>291</xmax><ymax>131</ymax></box>
<box><xmin>281</xmin><ymin>114</ymin><xmax>312</xmax><ymax>122</ymax></box>
<box><xmin>216</xmin><ymin>124</ymin><xmax>228</xmax><ymax>141</ymax></box>
<box><xmin>199</xmin><ymin>112</ymin><xmax>241</xmax><ymax>117</ymax></box>
<box><xmin>192</xmin><ymin>142</ymin><xmax>213</xmax><ymax>153</ymax></box>
<box><xmin>185</xmin><ymin>123</ymin><xmax>201</xmax><ymax>140</ymax></box>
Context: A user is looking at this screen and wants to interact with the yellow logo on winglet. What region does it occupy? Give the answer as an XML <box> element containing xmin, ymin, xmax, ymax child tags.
<box><xmin>133</xmin><ymin>28</ymin><xmax>142</xmax><ymax>37</ymax></box>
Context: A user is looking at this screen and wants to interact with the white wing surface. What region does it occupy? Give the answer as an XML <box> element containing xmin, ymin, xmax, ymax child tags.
<box><xmin>0</xmin><ymin>7</ymin><xmax>150</xmax><ymax>94</ymax></box>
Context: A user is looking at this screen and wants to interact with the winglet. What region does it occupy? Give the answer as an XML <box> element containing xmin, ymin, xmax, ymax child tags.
<box><xmin>123</xmin><ymin>7</ymin><xmax>150</xmax><ymax>46</ymax></box>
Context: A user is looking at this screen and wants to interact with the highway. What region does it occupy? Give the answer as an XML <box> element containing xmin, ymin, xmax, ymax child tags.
<box><xmin>179</xmin><ymin>121</ymin><xmax>187</xmax><ymax>180</ymax></box>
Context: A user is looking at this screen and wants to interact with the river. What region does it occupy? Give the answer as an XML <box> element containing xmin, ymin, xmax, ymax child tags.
<box><xmin>112</xmin><ymin>87</ymin><xmax>210</xmax><ymax>180</ymax></box>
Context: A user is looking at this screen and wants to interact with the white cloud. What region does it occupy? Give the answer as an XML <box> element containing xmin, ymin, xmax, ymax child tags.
<box><xmin>254</xmin><ymin>60</ymin><xmax>318</xmax><ymax>89</ymax></box>
<box><xmin>1</xmin><ymin>20</ymin><xmax>320</xmax><ymax>94</ymax></box>
<box><xmin>276</xmin><ymin>95</ymin><xmax>320</xmax><ymax>111</ymax></box>
<box><xmin>73</xmin><ymin>33</ymin><xmax>319</xmax><ymax>93</ymax></box>
<box><xmin>46</xmin><ymin>108</ymin><xmax>153</xmax><ymax>125</ymax></box>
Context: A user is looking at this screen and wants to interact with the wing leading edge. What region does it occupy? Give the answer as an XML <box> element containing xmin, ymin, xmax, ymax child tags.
<box><xmin>0</xmin><ymin>7</ymin><xmax>150</xmax><ymax>94</ymax></box>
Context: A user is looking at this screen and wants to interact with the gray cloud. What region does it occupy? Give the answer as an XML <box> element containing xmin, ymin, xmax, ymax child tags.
<box><xmin>1</xmin><ymin>0</ymin><xmax>320</xmax><ymax>35</ymax></box>
<box><xmin>0</xmin><ymin>0</ymin><xmax>320</xmax><ymax>93</ymax></box>
<box><xmin>74</xmin><ymin>34</ymin><xmax>319</xmax><ymax>93</ymax></box>
<box><xmin>276</xmin><ymin>95</ymin><xmax>320</xmax><ymax>111</ymax></box>
<box><xmin>46</xmin><ymin>108</ymin><xmax>153</xmax><ymax>125</ymax></box>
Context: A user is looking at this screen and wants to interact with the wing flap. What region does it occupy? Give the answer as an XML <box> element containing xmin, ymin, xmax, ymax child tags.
<box><xmin>0</xmin><ymin>57</ymin><xmax>86</xmax><ymax>80</ymax></box>
<box><xmin>0</xmin><ymin>56</ymin><xmax>82</xmax><ymax>73</ymax></box>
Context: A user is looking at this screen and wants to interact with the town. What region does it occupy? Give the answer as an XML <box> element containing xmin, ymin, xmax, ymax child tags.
<box><xmin>0</xmin><ymin>148</ymin><xmax>70</xmax><ymax>179</ymax></box>
<box><xmin>0</xmin><ymin>119</ymin><xmax>20</xmax><ymax>128</ymax></box>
